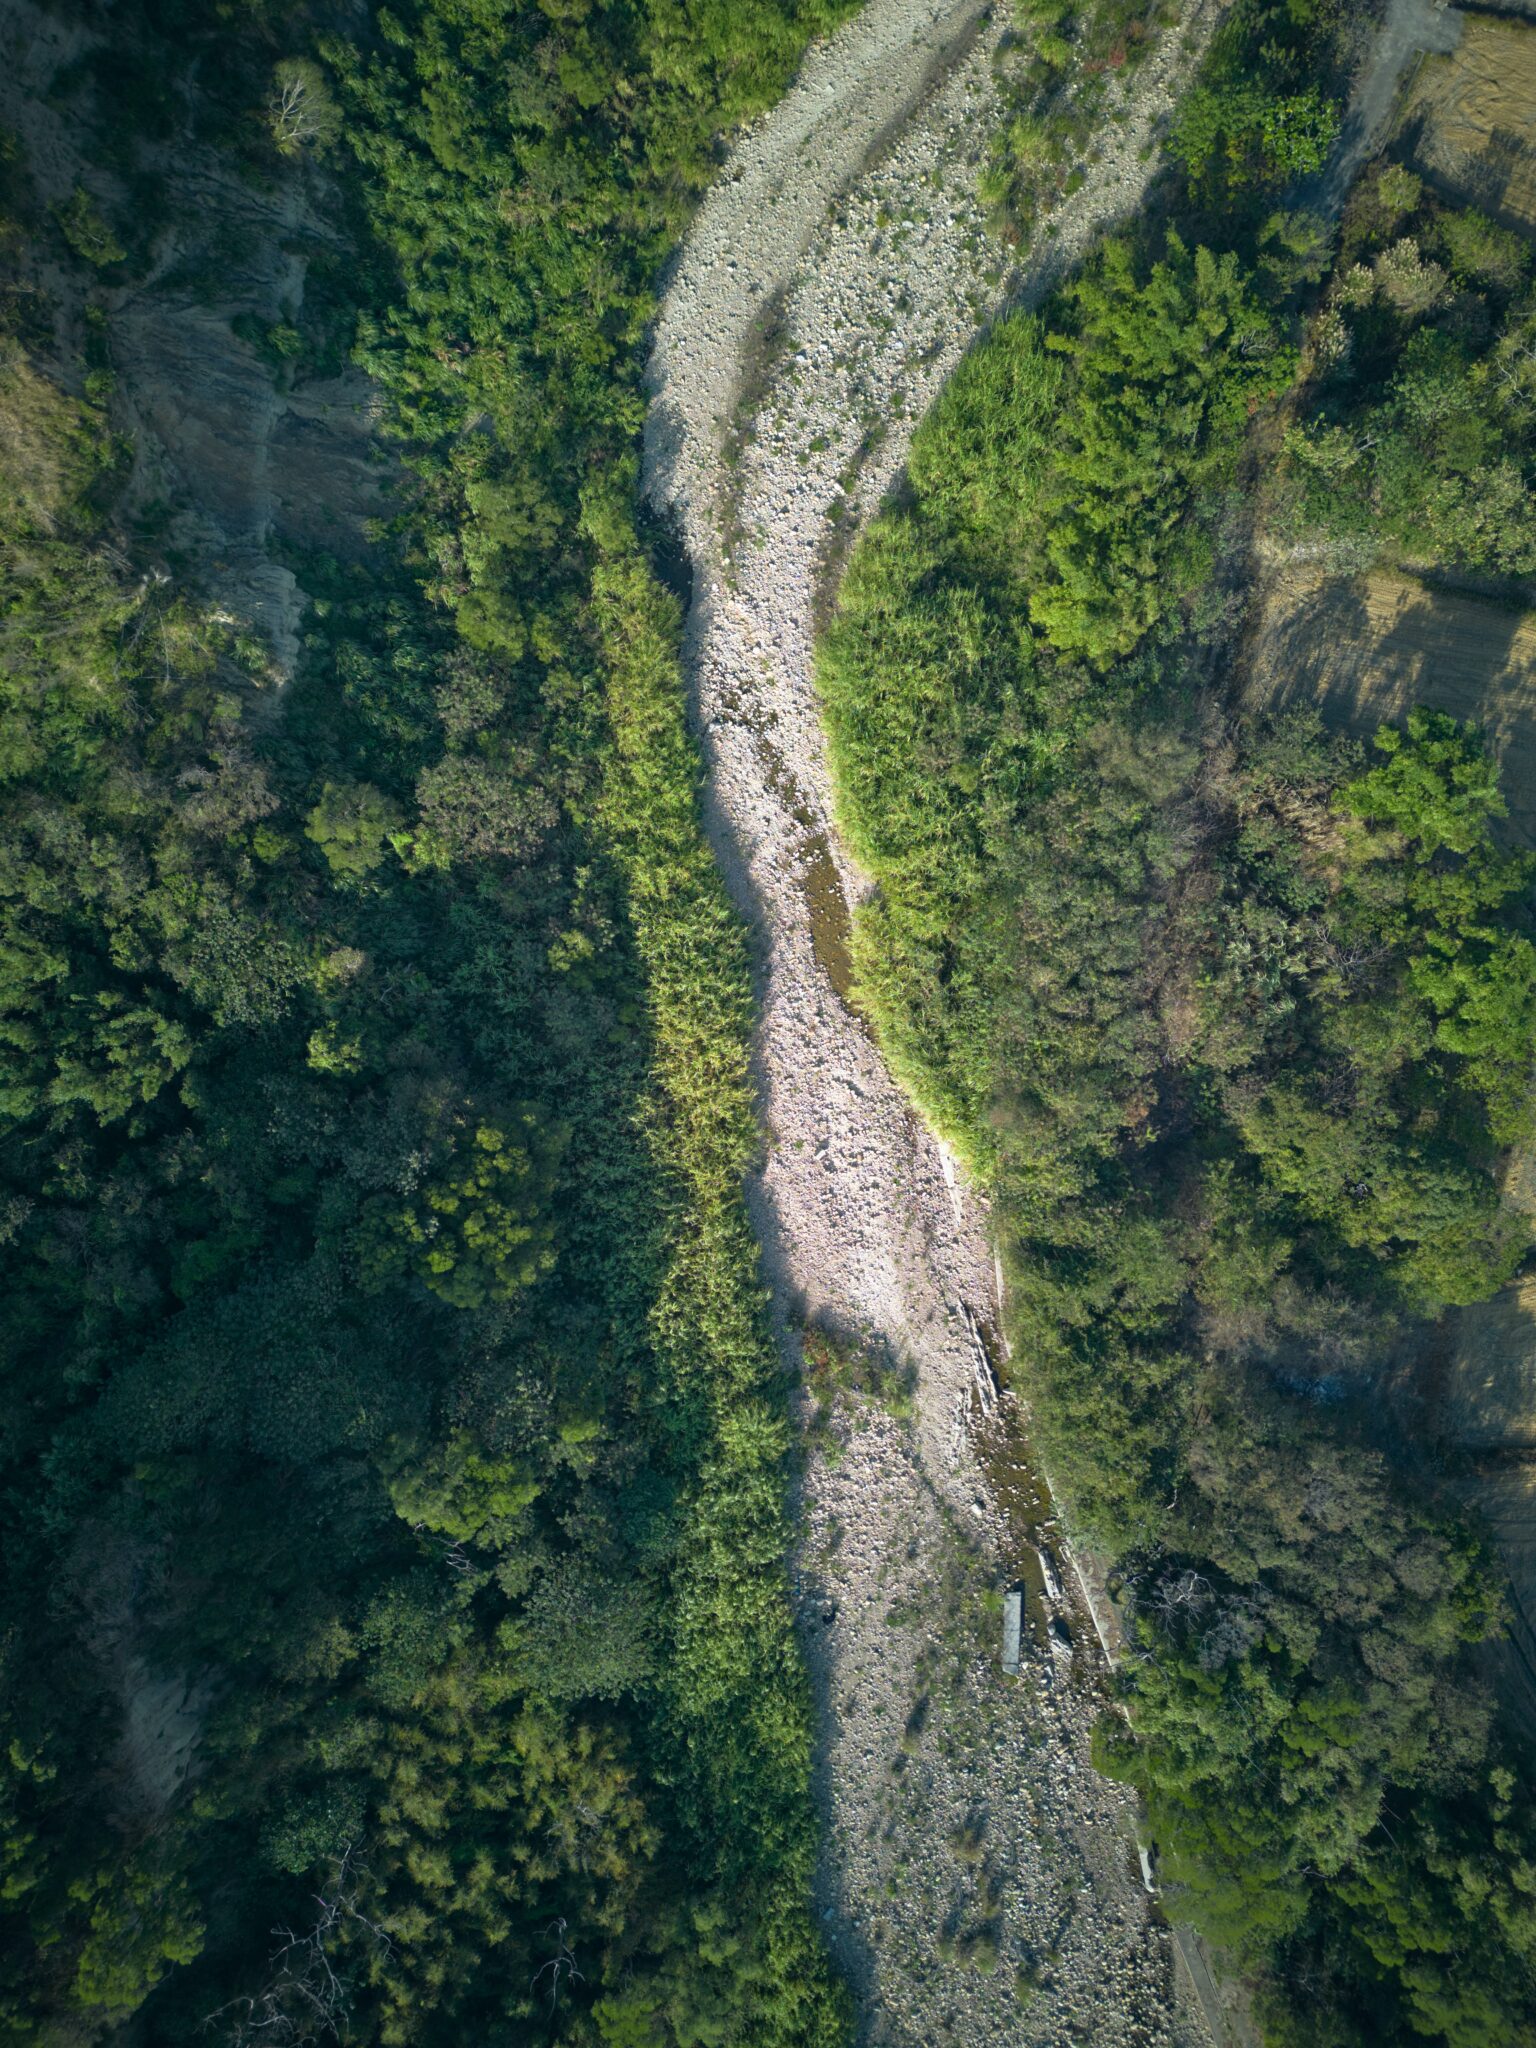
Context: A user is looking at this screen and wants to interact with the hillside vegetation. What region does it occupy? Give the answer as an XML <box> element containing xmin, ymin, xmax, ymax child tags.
<box><xmin>817</xmin><ymin>1</ymin><xmax>1536</xmax><ymax>2039</ymax></box>
<box><xmin>0</xmin><ymin>1</ymin><xmax>859</xmax><ymax>2042</ymax></box>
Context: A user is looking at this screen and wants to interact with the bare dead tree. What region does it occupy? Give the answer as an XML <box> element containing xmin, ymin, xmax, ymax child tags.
<box><xmin>1151</xmin><ymin>1568</ymin><xmax>1212</xmax><ymax>1627</ymax></box>
<box><xmin>530</xmin><ymin>1918</ymin><xmax>583</xmax><ymax>2018</ymax></box>
<box><xmin>409</xmin><ymin>1522</ymin><xmax>472</xmax><ymax>1574</ymax></box>
<box><xmin>267</xmin><ymin>60</ymin><xmax>341</xmax><ymax>160</ymax></box>
<box><xmin>202</xmin><ymin>1844</ymin><xmax>390</xmax><ymax>2048</ymax></box>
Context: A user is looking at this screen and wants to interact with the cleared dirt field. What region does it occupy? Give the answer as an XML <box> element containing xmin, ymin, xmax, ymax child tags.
<box><xmin>1246</xmin><ymin>566</ymin><xmax>1536</xmax><ymax>842</ymax></box>
<box><xmin>1399</xmin><ymin>10</ymin><xmax>1536</xmax><ymax>233</ymax></box>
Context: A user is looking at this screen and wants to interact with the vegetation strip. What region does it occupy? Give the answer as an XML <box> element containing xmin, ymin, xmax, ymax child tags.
<box><xmin>816</xmin><ymin>0</ymin><xmax>1536</xmax><ymax>2040</ymax></box>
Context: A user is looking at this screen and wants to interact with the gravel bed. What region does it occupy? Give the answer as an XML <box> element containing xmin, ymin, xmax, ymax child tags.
<box><xmin>643</xmin><ymin>2</ymin><xmax>1220</xmax><ymax>2039</ymax></box>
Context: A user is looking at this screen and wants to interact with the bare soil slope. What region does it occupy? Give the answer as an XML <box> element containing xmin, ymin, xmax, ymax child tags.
<box><xmin>1401</xmin><ymin>10</ymin><xmax>1536</xmax><ymax>233</ymax></box>
<box><xmin>1</xmin><ymin>0</ymin><xmax>390</xmax><ymax>680</ymax></box>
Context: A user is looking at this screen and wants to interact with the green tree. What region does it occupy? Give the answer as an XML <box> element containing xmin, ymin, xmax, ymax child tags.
<box><xmin>304</xmin><ymin>780</ymin><xmax>403</xmax><ymax>878</ymax></box>
<box><xmin>365</xmin><ymin>1111</ymin><xmax>564</xmax><ymax>1308</ymax></box>
<box><xmin>1029</xmin><ymin>236</ymin><xmax>1290</xmax><ymax>663</ymax></box>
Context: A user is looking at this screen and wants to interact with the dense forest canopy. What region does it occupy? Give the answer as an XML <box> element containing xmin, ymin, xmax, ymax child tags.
<box><xmin>816</xmin><ymin>0</ymin><xmax>1536</xmax><ymax>2039</ymax></box>
<box><xmin>0</xmin><ymin>0</ymin><xmax>860</xmax><ymax>2041</ymax></box>
<box><xmin>8</xmin><ymin>0</ymin><xmax>1536</xmax><ymax>2040</ymax></box>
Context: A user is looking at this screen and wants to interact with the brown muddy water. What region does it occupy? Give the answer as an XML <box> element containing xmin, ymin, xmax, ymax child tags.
<box><xmin>801</xmin><ymin>828</ymin><xmax>857</xmax><ymax>1004</ymax></box>
<box><xmin>978</xmin><ymin>1402</ymin><xmax>1069</xmax><ymax>1654</ymax></box>
<box><xmin>736</xmin><ymin>695</ymin><xmax>864</xmax><ymax>1013</ymax></box>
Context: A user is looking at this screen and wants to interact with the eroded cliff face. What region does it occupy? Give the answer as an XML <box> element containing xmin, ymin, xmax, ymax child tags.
<box><xmin>0</xmin><ymin>0</ymin><xmax>399</xmax><ymax>1829</ymax></box>
<box><xmin>1</xmin><ymin>0</ymin><xmax>392</xmax><ymax>680</ymax></box>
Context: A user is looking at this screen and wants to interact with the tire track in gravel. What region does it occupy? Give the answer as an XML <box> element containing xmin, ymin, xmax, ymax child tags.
<box><xmin>644</xmin><ymin>4</ymin><xmax>1221</xmax><ymax>2042</ymax></box>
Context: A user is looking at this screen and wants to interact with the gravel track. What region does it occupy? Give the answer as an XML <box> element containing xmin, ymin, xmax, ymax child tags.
<box><xmin>644</xmin><ymin>3</ymin><xmax>1220</xmax><ymax>2040</ymax></box>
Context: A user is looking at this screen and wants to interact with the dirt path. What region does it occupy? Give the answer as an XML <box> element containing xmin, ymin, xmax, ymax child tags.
<box><xmin>644</xmin><ymin>2</ymin><xmax>1222</xmax><ymax>2041</ymax></box>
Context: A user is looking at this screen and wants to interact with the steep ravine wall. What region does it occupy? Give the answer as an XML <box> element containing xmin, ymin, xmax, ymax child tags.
<box><xmin>1</xmin><ymin>0</ymin><xmax>390</xmax><ymax>682</ymax></box>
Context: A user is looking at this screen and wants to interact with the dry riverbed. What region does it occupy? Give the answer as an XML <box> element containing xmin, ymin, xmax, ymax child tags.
<box><xmin>644</xmin><ymin>1</ymin><xmax>1220</xmax><ymax>2040</ymax></box>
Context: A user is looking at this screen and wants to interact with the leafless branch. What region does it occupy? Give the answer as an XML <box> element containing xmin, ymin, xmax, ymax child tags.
<box><xmin>530</xmin><ymin>1918</ymin><xmax>583</xmax><ymax>2017</ymax></box>
<box><xmin>201</xmin><ymin>1844</ymin><xmax>389</xmax><ymax>2048</ymax></box>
